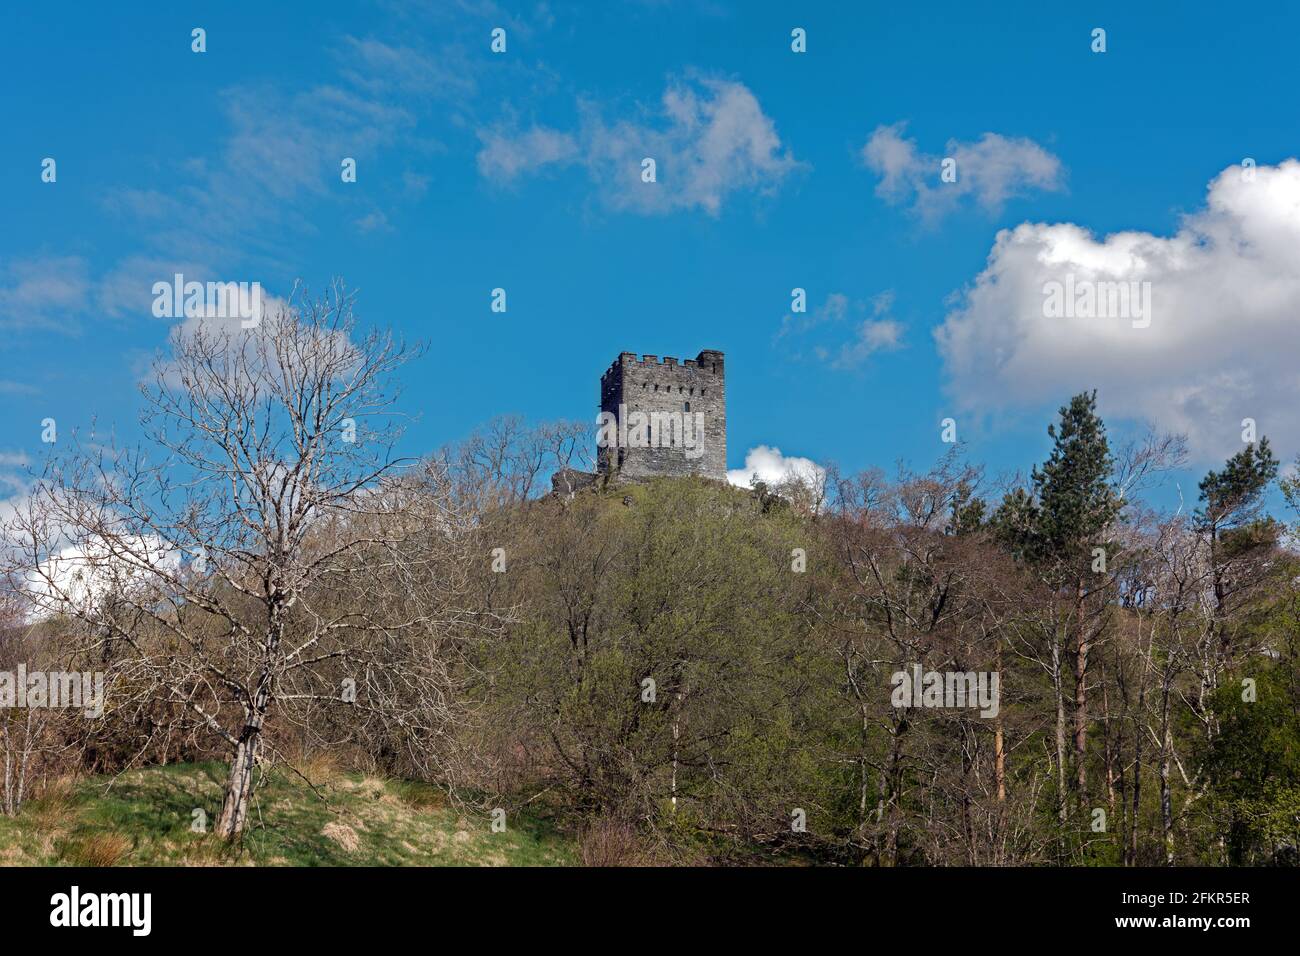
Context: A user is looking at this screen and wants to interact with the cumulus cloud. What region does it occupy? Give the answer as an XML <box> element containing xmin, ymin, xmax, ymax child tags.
<box><xmin>136</xmin><ymin>289</ymin><xmax>294</xmax><ymax>392</ymax></box>
<box><xmin>0</xmin><ymin>467</ymin><xmax>176</xmax><ymax>623</ymax></box>
<box><xmin>20</xmin><ymin>534</ymin><xmax>179</xmax><ymax>620</ymax></box>
<box><xmin>862</xmin><ymin>122</ymin><xmax>1063</xmax><ymax>221</ymax></box>
<box><xmin>728</xmin><ymin>445</ymin><xmax>826</xmax><ymax>491</ymax></box>
<box><xmin>477</xmin><ymin>76</ymin><xmax>802</xmax><ymax>215</ymax></box>
<box><xmin>935</xmin><ymin>159</ymin><xmax>1300</xmax><ymax>460</ymax></box>
<box><xmin>776</xmin><ymin>291</ymin><xmax>904</xmax><ymax>368</ymax></box>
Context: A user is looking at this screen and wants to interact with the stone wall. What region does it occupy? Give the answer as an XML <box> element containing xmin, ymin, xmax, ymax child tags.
<box><xmin>598</xmin><ymin>349</ymin><xmax>726</xmax><ymax>481</ymax></box>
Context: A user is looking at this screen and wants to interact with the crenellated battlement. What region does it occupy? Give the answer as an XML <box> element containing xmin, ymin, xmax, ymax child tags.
<box><xmin>602</xmin><ymin>349</ymin><xmax>725</xmax><ymax>382</ymax></box>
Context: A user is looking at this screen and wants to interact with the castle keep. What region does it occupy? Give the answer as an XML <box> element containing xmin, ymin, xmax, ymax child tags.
<box><xmin>598</xmin><ymin>349</ymin><xmax>727</xmax><ymax>482</ymax></box>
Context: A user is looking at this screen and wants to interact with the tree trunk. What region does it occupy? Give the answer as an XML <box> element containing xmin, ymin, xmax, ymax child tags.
<box><xmin>1159</xmin><ymin>683</ymin><xmax>1175</xmax><ymax>865</ymax></box>
<box><xmin>1101</xmin><ymin>664</ymin><xmax>1116</xmax><ymax>815</ymax></box>
<box><xmin>876</xmin><ymin>709</ymin><xmax>905</xmax><ymax>866</ymax></box>
<box><xmin>1073</xmin><ymin>585</ymin><xmax>1089</xmax><ymax>805</ymax></box>
<box><xmin>994</xmin><ymin>638</ymin><xmax>1006</xmax><ymax>804</ymax></box>
<box><xmin>961</xmin><ymin>724</ymin><xmax>977</xmax><ymax>865</ymax></box>
<box><xmin>216</xmin><ymin>723</ymin><xmax>261</xmax><ymax>840</ymax></box>
<box><xmin>217</xmin><ymin>604</ymin><xmax>281</xmax><ymax>841</ymax></box>
<box><xmin>2</xmin><ymin>721</ymin><xmax>12</xmax><ymax>816</ymax></box>
<box><xmin>1052</xmin><ymin>636</ymin><xmax>1068</xmax><ymax>827</ymax></box>
<box><xmin>994</xmin><ymin>714</ymin><xmax>1006</xmax><ymax>800</ymax></box>
<box><xmin>1130</xmin><ymin>667</ymin><xmax>1145</xmax><ymax>867</ymax></box>
<box><xmin>217</xmin><ymin>660</ymin><xmax>272</xmax><ymax>841</ymax></box>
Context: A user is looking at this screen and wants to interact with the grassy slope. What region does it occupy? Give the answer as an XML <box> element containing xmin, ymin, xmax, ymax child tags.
<box><xmin>0</xmin><ymin>762</ymin><xmax>575</xmax><ymax>867</ymax></box>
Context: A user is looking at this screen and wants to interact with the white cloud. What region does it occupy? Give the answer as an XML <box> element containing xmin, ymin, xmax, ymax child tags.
<box><xmin>97</xmin><ymin>256</ymin><xmax>216</xmax><ymax>320</ymax></box>
<box><xmin>728</xmin><ymin>445</ymin><xmax>826</xmax><ymax>491</ymax></box>
<box><xmin>833</xmin><ymin>319</ymin><xmax>905</xmax><ymax>368</ymax></box>
<box><xmin>22</xmin><ymin>534</ymin><xmax>179</xmax><ymax>619</ymax></box>
<box><xmin>0</xmin><ymin>451</ymin><xmax>32</xmax><ymax>534</ymax></box>
<box><xmin>862</xmin><ymin>122</ymin><xmax>1063</xmax><ymax>221</ymax></box>
<box><xmin>0</xmin><ymin>450</ymin><xmax>33</xmax><ymax>540</ymax></box>
<box><xmin>476</xmin><ymin>124</ymin><xmax>579</xmax><ymax>181</ymax></box>
<box><xmin>354</xmin><ymin>210</ymin><xmax>393</xmax><ymax>234</ymax></box>
<box><xmin>833</xmin><ymin>292</ymin><xmax>905</xmax><ymax>369</ymax></box>
<box><xmin>777</xmin><ymin>291</ymin><xmax>850</xmax><ymax>341</ymax></box>
<box><xmin>477</xmin><ymin>76</ymin><xmax>802</xmax><ymax>215</ymax></box>
<box><xmin>56</xmin><ymin>11</ymin><xmax>549</xmax><ymax>331</ymax></box>
<box><xmin>97</xmin><ymin>56</ymin><xmax>428</xmax><ymax>301</ymax></box>
<box><xmin>935</xmin><ymin>159</ymin><xmax>1300</xmax><ymax>460</ymax></box>
<box><xmin>0</xmin><ymin>469</ymin><xmax>176</xmax><ymax>621</ymax></box>
<box><xmin>139</xmin><ymin>290</ymin><xmax>292</xmax><ymax>390</ymax></box>
<box><xmin>0</xmin><ymin>450</ymin><xmax>30</xmax><ymax>472</ymax></box>
<box><xmin>0</xmin><ymin>257</ymin><xmax>90</xmax><ymax>331</ymax></box>
<box><xmin>341</xmin><ymin>36</ymin><xmax>477</xmax><ymax>100</ymax></box>
<box><xmin>777</xmin><ymin>291</ymin><xmax>904</xmax><ymax>368</ymax></box>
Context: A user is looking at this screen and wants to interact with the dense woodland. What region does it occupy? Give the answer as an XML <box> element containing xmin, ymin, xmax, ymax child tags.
<box><xmin>2</xmin><ymin>290</ymin><xmax>1298</xmax><ymax>865</ymax></box>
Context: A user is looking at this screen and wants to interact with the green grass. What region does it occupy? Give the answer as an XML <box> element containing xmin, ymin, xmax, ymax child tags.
<box><xmin>0</xmin><ymin>762</ymin><xmax>576</xmax><ymax>867</ymax></box>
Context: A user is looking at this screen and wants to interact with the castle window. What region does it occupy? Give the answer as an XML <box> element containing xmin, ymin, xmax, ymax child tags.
<box><xmin>701</xmin><ymin>389</ymin><xmax>707</xmax><ymax>397</ymax></box>
<box><xmin>684</xmin><ymin>402</ymin><xmax>690</xmax><ymax>412</ymax></box>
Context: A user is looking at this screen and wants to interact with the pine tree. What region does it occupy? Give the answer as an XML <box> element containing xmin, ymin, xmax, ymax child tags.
<box><xmin>1197</xmin><ymin>437</ymin><xmax>1277</xmax><ymax>530</ymax></box>
<box><xmin>1031</xmin><ymin>391</ymin><xmax>1121</xmax><ymax>570</ymax></box>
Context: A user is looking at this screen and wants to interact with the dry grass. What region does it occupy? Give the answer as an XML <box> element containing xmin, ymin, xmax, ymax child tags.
<box><xmin>578</xmin><ymin>816</ymin><xmax>662</xmax><ymax>867</ymax></box>
<box><xmin>351</xmin><ymin>776</ymin><xmax>390</xmax><ymax>802</ymax></box>
<box><xmin>23</xmin><ymin>778</ymin><xmax>78</xmax><ymax>832</ymax></box>
<box><xmin>294</xmin><ymin>750</ymin><xmax>344</xmax><ymax>786</ymax></box>
<box><xmin>59</xmin><ymin>832</ymin><xmax>131</xmax><ymax>867</ymax></box>
<box><xmin>175</xmin><ymin>834</ymin><xmax>233</xmax><ymax>867</ymax></box>
<box><xmin>320</xmin><ymin>821</ymin><xmax>360</xmax><ymax>852</ymax></box>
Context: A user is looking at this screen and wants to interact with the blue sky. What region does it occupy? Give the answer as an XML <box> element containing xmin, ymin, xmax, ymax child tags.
<box><xmin>4</xmin><ymin>0</ymin><xmax>1300</xmax><ymax>508</ymax></box>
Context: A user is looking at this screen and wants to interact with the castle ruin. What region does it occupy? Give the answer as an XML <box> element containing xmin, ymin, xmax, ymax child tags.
<box><xmin>599</xmin><ymin>349</ymin><xmax>726</xmax><ymax>481</ymax></box>
<box><xmin>552</xmin><ymin>348</ymin><xmax>726</xmax><ymax>494</ymax></box>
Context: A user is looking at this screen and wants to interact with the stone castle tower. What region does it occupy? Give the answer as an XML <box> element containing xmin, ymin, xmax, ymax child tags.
<box><xmin>598</xmin><ymin>349</ymin><xmax>726</xmax><ymax>482</ymax></box>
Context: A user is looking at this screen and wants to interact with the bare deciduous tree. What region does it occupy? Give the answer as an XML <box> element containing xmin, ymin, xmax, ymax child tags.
<box><xmin>2</xmin><ymin>282</ymin><xmax>478</xmax><ymax>839</ymax></box>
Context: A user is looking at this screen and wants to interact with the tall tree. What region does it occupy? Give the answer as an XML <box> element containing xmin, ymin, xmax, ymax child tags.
<box><xmin>994</xmin><ymin>392</ymin><xmax>1121</xmax><ymax>824</ymax></box>
<box><xmin>2</xmin><ymin>284</ymin><xmax>472</xmax><ymax>839</ymax></box>
<box><xmin>1193</xmin><ymin>438</ymin><xmax>1279</xmax><ymax>737</ymax></box>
